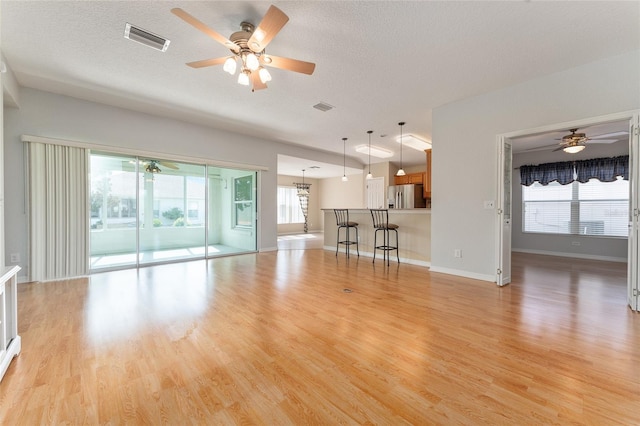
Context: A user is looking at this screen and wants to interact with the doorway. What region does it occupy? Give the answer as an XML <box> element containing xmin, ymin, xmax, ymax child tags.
<box><xmin>496</xmin><ymin>111</ymin><xmax>640</xmax><ymax>311</ymax></box>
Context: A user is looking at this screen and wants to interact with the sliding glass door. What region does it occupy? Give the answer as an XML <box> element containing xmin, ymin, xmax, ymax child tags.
<box><xmin>138</xmin><ymin>160</ymin><xmax>206</xmax><ymax>265</ymax></box>
<box><xmin>90</xmin><ymin>152</ymin><xmax>138</xmax><ymax>269</ymax></box>
<box><xmin>90</xmin><ymin>153</ymin><xmax>258</xmax><ymax>271</ymax></box>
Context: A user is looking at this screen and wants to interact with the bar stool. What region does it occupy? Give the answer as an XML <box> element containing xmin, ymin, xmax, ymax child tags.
<box><xmin>370</xmin><ymin>209</ymin><xmax>399</xmax><ymax>266</ymax></box>
<box><xmin>334</xmin><ymin>209</ymin><xmax>359</xmax><ymax>257</ymax></box>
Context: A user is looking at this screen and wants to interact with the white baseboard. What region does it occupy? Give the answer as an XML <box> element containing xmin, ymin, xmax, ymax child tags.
<box><xmin>428</xmin><ymin>266</ymin><xmax>496</xmax><ymax>283</ymax></box>
<box><xmin>512</xmin><ymin>248</ymin><xmax>627</xmax><ymax>263</ymax></box>
<box><xmin>323</xmin><ymin>246</ymin><xmax>430</xmax><ymax>268</ymax></box>
<box><xmin>259</xmin><ymin>246</ymin><xmax>278</xmax><ymax>253</ymax></box>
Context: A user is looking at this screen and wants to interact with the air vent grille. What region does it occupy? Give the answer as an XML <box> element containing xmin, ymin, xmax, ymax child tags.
<box><xmin>313</xmin><ymin>102</ymin><xmax>334</xmax><ymax>112</ymax></box>
<box><xmin>124</xmin><ymin>23</ymin><xmax>170</xmax><ymax>52</ymax></box>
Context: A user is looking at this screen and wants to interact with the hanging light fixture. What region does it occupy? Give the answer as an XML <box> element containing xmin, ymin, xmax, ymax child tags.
<box><xmin>396</xmin><ymin>121</ymin><xmax>406</xmax><ymax>176</ymax></box>
<box><xmin>223</xmin><ymin>56</ymin><xmax>237</xmax><ymax>74</ymax></box>
<box><xmin>297</xmin><ymin>169</ymin><xmax>310</xmax><ymax>195</ymax></box>
<box><xmin>342</xmin><ymin>137</ymin><xmax>349</xmax><ymax>182</ymax></box>
<box><xmin>366</xmin><ymin>130</ymin><xmax>373</xmax><ymax>180</ymax></box>
<box><xmin>563</xmin><ymin>144</ymin><xmax>586</xmax><ymax>154</ymax></box>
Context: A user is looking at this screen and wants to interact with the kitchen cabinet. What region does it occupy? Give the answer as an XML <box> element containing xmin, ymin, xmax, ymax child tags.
<box><xmin>424</xmin><ymin>149</ymin><xmax>432</xmax><ymax>199</ymax></box>
<box><xmin>394</xmin><ymin>172</ymin><xmax>424</xmax><ymax>186</ymax></box>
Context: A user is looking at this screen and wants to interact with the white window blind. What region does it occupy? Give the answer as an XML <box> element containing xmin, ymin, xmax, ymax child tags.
<box><xmin>523</xmin><ymin>178</ymin><xmax>628</xmax><ymax>237</ymax></box>
<box><xmin>277</xmin><ymin>187</ymin><xmax>304</xmax><ymax>224</ymax></box>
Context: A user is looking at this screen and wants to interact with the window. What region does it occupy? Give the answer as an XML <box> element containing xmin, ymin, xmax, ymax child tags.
<box><xmin>234</xmin><ymin>175</ymin><xmax>254</xmax><ymax>227</ymax></box>
<box><xmin>522</xmin><ymin>178</ymin><xmax>628</xmax><ymax>237</ymax></box>
<box><xmin>277</xmin><ymin>186</ymin><xmax>305</xmax><ymax>224</ymax></box>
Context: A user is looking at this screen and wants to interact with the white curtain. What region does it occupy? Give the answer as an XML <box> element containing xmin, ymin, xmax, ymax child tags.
<box><xmin>28</xmin><ymin>142</ymin><xmax>89</xmax><ymax>281</ymax></box>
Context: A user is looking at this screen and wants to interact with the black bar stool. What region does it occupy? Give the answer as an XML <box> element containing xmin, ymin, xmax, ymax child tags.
<box><xmin>334</xmin><ymin>209</ymin><xmax>359</xmax><ymax>257</ymax></box>
<box><xmin>370</xmin><ymin>209</ymin><xmax>399</xmax><ymax>266</ymax></box>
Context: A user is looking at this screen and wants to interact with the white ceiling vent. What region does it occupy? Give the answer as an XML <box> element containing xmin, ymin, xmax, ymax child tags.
<box><xmin>124</xmin><ymin>23</ymin><xmax>170</xmax><ymax>52</ymax></box>
<box><xmin>313</xmin><ymin>102</ymin><xmax>334</xmax><ymax>112</ymax></box>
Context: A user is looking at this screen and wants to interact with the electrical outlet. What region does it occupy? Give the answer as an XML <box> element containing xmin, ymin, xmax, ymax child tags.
<box><xmin>10</xmin><ymin>253</ymin><xmax>20</xmax><ymax>263</ymax></box>
<box><xmin>454</xmin><ymin>249</ymin><xmax>462</xmax><ymax>258</ymax></box>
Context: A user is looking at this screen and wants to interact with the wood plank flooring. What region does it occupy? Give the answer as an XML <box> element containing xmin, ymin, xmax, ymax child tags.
<box><xmin>0</xmin><ymin>250</ymin><xmax>638</xmax><ymax>424</ymax></box>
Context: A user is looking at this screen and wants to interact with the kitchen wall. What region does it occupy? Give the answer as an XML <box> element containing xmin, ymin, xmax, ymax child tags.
<box><xmin>432</xmin><ymin>50</ymin><xmax>640</xmax><ymax>281</ymax></box>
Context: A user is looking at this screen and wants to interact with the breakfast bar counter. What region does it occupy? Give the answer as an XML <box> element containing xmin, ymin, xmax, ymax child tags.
<box><xmin>322</xmin><ymin>209</ymin><xmax>431</xmax><ymax>266</ymax></box>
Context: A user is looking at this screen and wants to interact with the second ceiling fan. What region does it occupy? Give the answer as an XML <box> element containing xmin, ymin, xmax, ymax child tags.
<box><xmin>172</xmin><ymin>5</ymin><xmax>316</xmax><ymax>92</ymax></box>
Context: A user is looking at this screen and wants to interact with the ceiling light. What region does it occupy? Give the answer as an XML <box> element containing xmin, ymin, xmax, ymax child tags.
<box><xmin>366</xmin><ymin>130</ymin><xmax>373</xmax><ymax>180</ymax></box>
<box><xmin>124</xmin><ymin>23</ymin><xmax>170</xmax><ymax>52</ymax></box>
<box><xmin>396</xmin><ymin>134</ymin><xmax>432</xmax><ymax>151</ymax></box>
<box><xmin>563</xmin><ymin>145</ymin><xmax>586</xmax><ymax>154</ymax></box>
<box><xmin>396</xmin><ymin>121</ymin><xmax>406</xmax><ymax>177</ymax></box>
<box><xmin>223</xmin><ymin>57</ymin><xmax>237</xmax><ymax>75</ymax></box>
<box><xmin>259</xmin><ymin>67</ymin><xmax>272</xmax><ymax>83</ymax></box>
<box><xmin>238</xmin><ymin>70</ymin><xmax>250</xmax><ymax>86</ymax></box>
<box><xmin>355</xmin><ymin>144</ymin><xmax>393</xmax><ymax>159</ymax></box>
<box><xmin>245</xmin><ymin>52</ymin><xmax>260</xmax><ymax>71</ymax></box>
<box><xmin>342</xmin><ymin>137</ymin><xmax>349</xmax><ymax>182</ymax></box>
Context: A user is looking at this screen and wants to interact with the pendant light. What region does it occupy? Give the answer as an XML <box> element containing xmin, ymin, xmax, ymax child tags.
<box><xmin>342</xmin><ymin>137</ymin><xmax>349</xmax><ymax>182</ymax></box>
<box><xmin>396</xmin><ymin>121</ymin><xmax>406</xmax><ymax>176</ymax></box>
<box><xmin>366</xmin><ymin>130</ymin><xmax>373</xmax><ymax>180</ymax></box>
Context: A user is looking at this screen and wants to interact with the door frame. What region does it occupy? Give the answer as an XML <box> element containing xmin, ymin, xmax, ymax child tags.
<box><xmin>495</xmin><ymin>110</ymin><xmax>640</xmax><ymax>311</ymax></box>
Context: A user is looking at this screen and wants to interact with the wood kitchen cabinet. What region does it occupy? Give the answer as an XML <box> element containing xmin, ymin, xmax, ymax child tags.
<box><xmin>394</xmin><ymin>172</ymin><xmax>424</xmax><ymax>186</ymax></box>
<box><xmin>424</xmin><ymin>149</ymin><xmax>432</xmax><ymax>199</ymax></box>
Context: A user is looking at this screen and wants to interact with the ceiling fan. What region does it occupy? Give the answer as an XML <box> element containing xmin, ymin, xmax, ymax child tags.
<box><xmin>552</xmin><ymin>128</ymin><xmax>628</xmax><ymax>153</ymax></box>
<box><xmin>171</xmin><ymin>5</ymin><xmax>316</xmax><ymax>92</ymax></box>
<box><xmin>141</xmin><ymin>159</ymin><xmax>179</xmax><ymax>173</ymax></box>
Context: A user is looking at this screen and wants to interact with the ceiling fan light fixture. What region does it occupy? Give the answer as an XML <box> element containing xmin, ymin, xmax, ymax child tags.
<box><xmin>223</xmin><ymin>57</ymin><xmax>237</xmax><ymax>74</ymax></box>
<box><xmin>259</xmin><ymin>66</ymin><xmax>272</xmax><ymax>83</ymax></box>
<box><xmin>245</xmin><ymin>52</ymin><xmax>260</xmax><ymax>71</ymax></box>
<box><xmin>238</xmin><ymin>69</ymin><xmax>250</xmax><ymax>86</ymax></box>
<box><xmin>563</xmin><ymin>145</ymin><xmax>586</xmax><ymax>154</ymax></box>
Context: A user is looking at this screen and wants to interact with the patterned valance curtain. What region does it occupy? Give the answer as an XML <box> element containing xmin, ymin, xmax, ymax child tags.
<box><xmin>519</xmin><ymin>161</ymin><xmax>574</xmax><ymax>186</ymax></box>
<box><xmin>575</xmin><ymin>155</ymin><xmax>629</xmax><ymax>183</ymax></box>
<box><xmin>520</xmin><ymin>155</ymin><xmax>629</xmax><ymax>186</ymax></box>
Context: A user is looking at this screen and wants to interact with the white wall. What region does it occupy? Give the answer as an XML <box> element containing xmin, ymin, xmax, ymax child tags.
<box><xmin>431</xmin><ymin>50</ymin><xmax>640</xmax><ymax>281</ymax></box>
<box><xmin>318</xmin><ymin>173</ymin><xmax>365</xmax><ymax>232</ymax></box>
<box><xmin>3</xmin><ymin>88</ymin><xmax>362</xmax><ymax>279</ymax></box>
<box><xmin>512</xmin><ymin>141</ymin><xmax>629</xmax><ymax>261</ymax></box>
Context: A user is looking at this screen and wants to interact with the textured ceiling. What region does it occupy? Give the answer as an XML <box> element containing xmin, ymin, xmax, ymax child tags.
<box><xmin>2</xmin><ymin>1</ymin><xmax>639</xmax><ymax>176</ymax></box>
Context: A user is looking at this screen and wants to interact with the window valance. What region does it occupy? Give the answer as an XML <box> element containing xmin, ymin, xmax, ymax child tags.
<box><xmin>520</xmin><ymin>155</ymin><xmax>629</xmax><ymax>186</ymax></box>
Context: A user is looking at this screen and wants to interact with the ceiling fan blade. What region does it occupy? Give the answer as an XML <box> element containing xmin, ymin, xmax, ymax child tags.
<box><xmin>552</xmin><ymin>146</ymin><xmax>566</xmax><ymax>152</ymax></box>
<box><xmin>523</xmin><ymin>143</ymin><xmax>558</xmax><ymax>152</ymax></box>
<box><xmin>261</xmin><ymin>55</ymin><xmax>316</xmax><ymax>75</ymax></box>
<box><xmin>186</xmin><ymin>57</ymin><xmax>228</xmax><ymax>68</ymax></box>
<box><xmin>159</xmin><ymin>161</ymin><xmax>179</xmax><ymax>170</ymax></box>
<box><xmin>251</xmin><ymin>72</ymin><xmax>268</xmax><ymax>91</ymax></box>
<box><xmin>586</xmin><ymin>139</ymin><xmax>617</xmax><ymax>144</ymax></box>
<box><xmin>171</xmin><ymin>8</ymin><xmax>239</xmax><ymax>53</ymax></box>
<box><xmin>247</xmin><ymin>5</ymin><xmax>289</xmax><ymax>52</ymax></box>
<box><xmin>590</xmin><ymin>131</ymin><xmax>629</xmax><ymax>139</ymax></box>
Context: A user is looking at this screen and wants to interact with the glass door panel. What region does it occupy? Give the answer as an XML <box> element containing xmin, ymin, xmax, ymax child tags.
<box><xmin>138</xmin><ymin>160</ymin><xmax>206</xmax><ymax>265</ymax></box>
<box><xmin>207</xmin><ymin>168</ymin><xmax>257</xmax><ymax>256</ymax></box>
<box><xmin>90</xmin><ymin>152</ymin><xmax>138</xmax><ymax>269</ymax></box>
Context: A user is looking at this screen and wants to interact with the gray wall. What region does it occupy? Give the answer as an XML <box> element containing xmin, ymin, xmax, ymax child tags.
<box><xmin>3</xmin><ymin>88</ymin><xmax>361</xmax><ymax>280</ymax></box>
<box><xmin>512</xmin><ymin>141</ymin><xmax>629</xmax><ymax>261</ymax></box>
<box><xmin>431</xmin><ymin>50</ymin><xmax>640</xmax><ymax>281</ymax></box>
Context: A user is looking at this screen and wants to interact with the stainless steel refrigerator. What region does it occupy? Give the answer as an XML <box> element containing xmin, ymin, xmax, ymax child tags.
<box><xmin>388</xmin><ymin>184</ymin><xmax>426</xmax><ymax>209</ymax></box>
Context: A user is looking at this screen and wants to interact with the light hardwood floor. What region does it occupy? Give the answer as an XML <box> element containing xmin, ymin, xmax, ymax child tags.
<box><xmin>0</xmin><ymin>251</ymin><xmax>638</xmax><ymax>424</ymax></box>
